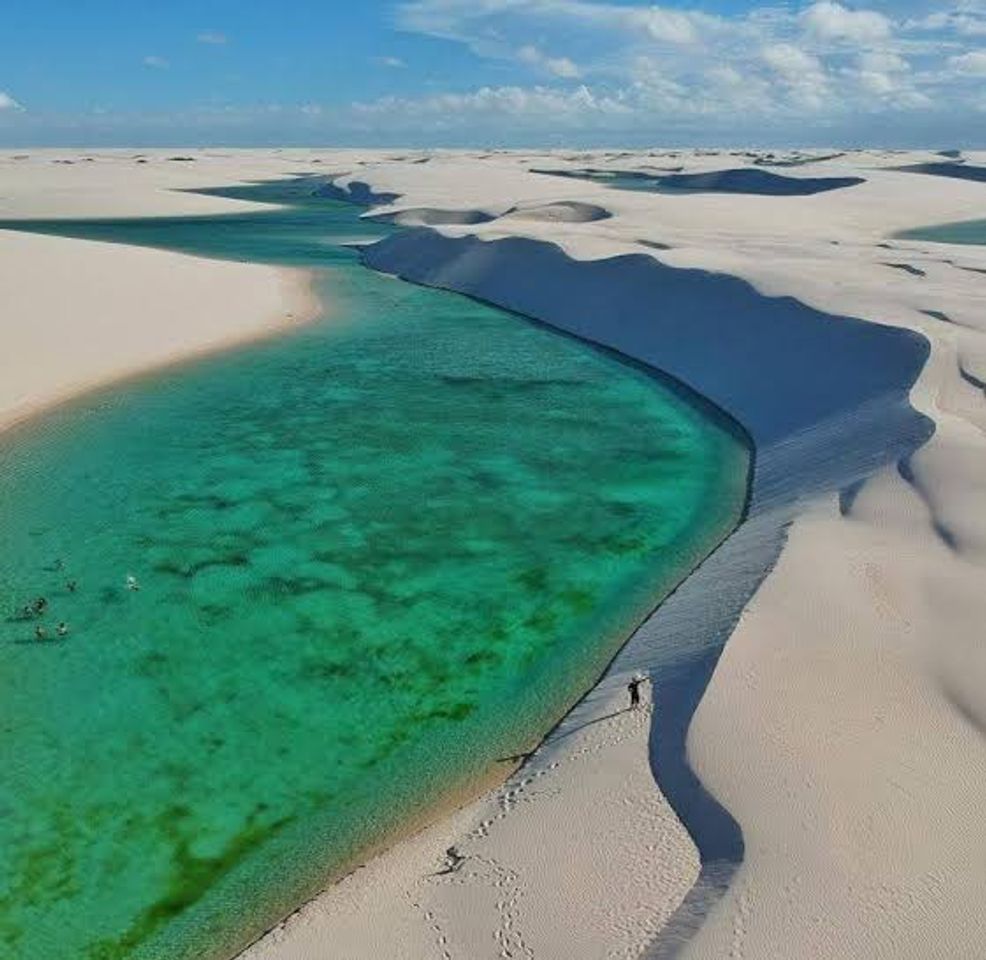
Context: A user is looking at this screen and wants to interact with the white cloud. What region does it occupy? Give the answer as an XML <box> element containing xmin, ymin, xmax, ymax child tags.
<box><xmin>143</xmin><ymin>55</ymin><xmax>169</xmax><ymax>69</ymax></box>
<box><xmin>0</xmin><ymin>91</ymin><xmax>21</xmax><ymax>111</ymax></box>
<box><xmin>906</xmin><ymin>10</ymin><xmax>986</xmax><ymax>37</ymax></box>
<box><xmin>12</xmin><ymin>0</ymin><xmax>986</xmax><ymax>146</ymax></box>
<box><xmin>761</xmin><ymin>43</ymin><xmax>829</xmax><ymax>108</ymax></box>
<box><xmin>196</xmin><ymin>32</ymin><xmax>228</xmax><ymax>45</ymax></box>
<box><xmin>859</xmin><ymin>50</ymin><xmax>910</xmax><ymax>73</ymax></box>
<box><xmin>390</xmin><ymin>0</ymin><xmax>986</xmax><ymax>133</ymax></box>
<box><xmin>762</xmin><ymin>43</ymin><xmax>824</xmax><ymax>77</ymax></box>
<box><xmin>352</xmin><ymin>83</ymin><xmax>631</xmax><ymax>126</ymax></box>
<box><xmin>619</xmin><ymin>8</ymin><xmax>702</xmax><ymax>44</ymax></box>
<box><xmin>950</xmin><ymin>49</ymin><xmax>986</xmax><ymax>73</ymax></box>
<box><xmin>397</xmin><ymin>1</ymin><xmax>716</xmax><ymax>48</ymax></box>
<box><xmin>857</xmin><ymin>70</ymin><xmax>895</xmax><ymax>94</ymax></box>
<box><xmin>518</xmin><ymin>45</ymin><xmax>581</xmax><ymax>78</ymax></box>
<box><xmin>802</xmin><ymin>2</ymin><xmax>892</xmax><ymax>43</ymax></box>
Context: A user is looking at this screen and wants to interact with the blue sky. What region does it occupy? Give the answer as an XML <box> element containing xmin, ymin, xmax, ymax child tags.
<box><xmin>1</xmin><ymin>1</ymin><xmax>985</xmax><ymax>147</ymax></box>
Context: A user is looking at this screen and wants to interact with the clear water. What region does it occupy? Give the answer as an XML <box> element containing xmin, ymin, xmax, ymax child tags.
<box><xmin>0</xmin><ymin>178</ymin><xmax>394</xmax><ymax>267</ymax></box>
<box><xmin>532</xmin><ymin>167</ymin><xmax>677</xmax><ymax>193</ymax></box>
<box><xmin>897</xmin><ymin>219</ymin><xmax>986</xmax><ymax>245</ymax></box>
<box><xmin>0</xmin><ymin>181</ymin><xmax>749</xmax><ymax>960</ymax></box>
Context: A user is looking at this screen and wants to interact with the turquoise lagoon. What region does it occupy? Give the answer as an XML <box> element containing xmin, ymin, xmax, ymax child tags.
<box><xmin>897</xmin><ymin>219</ymin><xmax>986</xmax><ymax>245</ymax></box>
<box><xmin>0</xmin><ymin>182</ymin><xmax>750</xmax><ymax>960</ymax></box>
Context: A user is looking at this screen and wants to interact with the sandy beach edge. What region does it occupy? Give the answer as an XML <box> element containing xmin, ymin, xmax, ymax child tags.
<box><xmin>0</xmin><ymin>173</ymin><xmax>751</xmax><ymax>960</ymax></box>
<box><xmin>0</xmin><ymin>235</ymin><xmax>321</xmax><ymax>439</ymax></box>
<box><xmin>6</xmin><ymin>150</ymin><xmax>986</xmax><ymax>960</ymax></box>
<box><xmin>243</xmin><ymin>459</ymin><xmax>750</xmax><ymax>956</ymax></box>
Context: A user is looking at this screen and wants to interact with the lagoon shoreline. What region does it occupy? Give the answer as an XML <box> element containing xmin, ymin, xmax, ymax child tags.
<box><xmin>2</xmin><ymin>148</ymin><xmax>985</xmax><ymax>960</ymax></box>
<box><xmin>0</xmin><ymin>234</ymin><xmax>319</xmax><ymax>437</ymax></box>
<box><xmin>0</xmin><ymin>152</ymin><xmax>749</xmax><ymax>960</ymax></box>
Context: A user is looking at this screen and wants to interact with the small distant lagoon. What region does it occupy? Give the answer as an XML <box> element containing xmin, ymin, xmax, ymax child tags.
<box><xmin>897</xmin><ymin>219</ymin><xmax>986</xmax><ymax>246</ymax></box>
<box><xmin>0</xmin><ymin>181</ymin><xmax>750</xmax><ymax>960</ymax></box>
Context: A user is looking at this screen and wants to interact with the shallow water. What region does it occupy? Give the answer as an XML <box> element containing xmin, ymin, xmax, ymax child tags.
<box><xmin>0</xmin><ymin>181</ymin><xmax>749</xmax><ymax>960</ymax></box>
<box><xmin>897</xmin><ymin>218</ymin><xmax>986</xmax><ymax>245</ymax></box>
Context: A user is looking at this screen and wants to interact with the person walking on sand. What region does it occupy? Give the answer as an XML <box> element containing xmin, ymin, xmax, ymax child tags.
<box><xmin>627</xmin><ymin>673</ymin><xmax>649</xmax><ymax>710</ymax></box>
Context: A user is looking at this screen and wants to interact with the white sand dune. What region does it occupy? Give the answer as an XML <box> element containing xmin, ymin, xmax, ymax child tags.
<box><xmin>498</xmin><ymin>200</ymin><xmax>613</xmax><ymax>223</ymax></box>
<box><xmin>2</xmin><ymin>148</ymin><xmax>985</xmax><ymax>960</ymax></box>
<box><xmin>0</xmin><ymin>151</ymin><xmax>336</xmax><ymax>431</ymax></box>
<box><xmin>0</xmin><ymin>231</ymin><xmax>314</xmax><ymax>433</ymax></box>
<box><xmin>263</xmin><ymin>149</ymin><xmax>986</xmax><ymax>960</ymax></box>
<box><xmin>369</xmin><ymin>207</ymin><xmax>496</xmax><ymax>227</ymax></box>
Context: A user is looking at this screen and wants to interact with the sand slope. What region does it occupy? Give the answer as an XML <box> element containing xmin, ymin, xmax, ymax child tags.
<box><xmin>0</xmin><ymin>152</ymin><xmax>330</xmax><ymax>431</ymax></box>
<box><xmin>2</xmin><ymin>148</ymin><xmax>985</xmax><ymax>960</ymax></box>
<box><xmin>320</xmin><ymin>148</ymin><xmax>986</xmax><ymax>960</ymax></box>
<box><xmin>0</xmin><ymin>231</ymin><xmax>311</xmax><ymax>432</ymax></box>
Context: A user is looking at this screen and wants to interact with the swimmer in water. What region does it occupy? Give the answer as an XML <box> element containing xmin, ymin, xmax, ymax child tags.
<box><xmin>57</xmin><ymin>622</ymin><xmax>69</xmax><ymax>638</ymax></box>
<box><xmin>35</xmin><ymin>625</ymin><xmax>47</xmax><ymax>642</ymax></box>
<box><xmin>125</xmin><ymin>575</ymin><xmax>140</xmax><ymax>592</ymax></box>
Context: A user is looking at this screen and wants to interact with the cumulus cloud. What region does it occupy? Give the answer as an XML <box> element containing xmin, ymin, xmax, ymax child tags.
<box><xmin>196</xmin><ymin>32</ymin><xmax>228</xmax><ymax>45</ymax></box>
<box><xmin>762</xmin><ymin>43</ymin><xmax>824</xmax><ymax>78</ymax></box>
<box><xmin>802</xmin><ymin>2</ymin><xmax>892</xmax><ymax>42</ymax></box>
<box><xmin>352</xmin><ymin>84</ymin><xmax>630</xmax><ymax>125</ymax></box>
<box><xmin>906</xmin><ymin>9</ymin><xmax>986</xmax><ymax>37</ymax></box>
<box><xmin>518</xmin><ymin>45</ymin><xmax>581</xmax><ymax>79</ymax></box>
<box><xmin>8</xmin><ymin>0</ymin><xmax>986</xmax><ymax>147</ymax></box>
<box><xmin>761</xmin><ymin>43</ymin><xmax>829</xmax><ymax>108</ymax></box>
<box><xmin>397</xmin><ymin>0</ymin><xmax>715</xmax><ymax>48</ymax></box>
<box><xmin>950</xmin><ymin>49</ymin><xmax>986</xmax><ymax>73</ymax></box>
<box><xmin>607</xmin><ymin>7</ymin><xmax>703</xmax><ymax>44</ymax></box>
<box><xmin>143</xmin><ymin>55</ymin><xmax>169</xmax><ymax>69</ymax></box>
<box><xmin>385</xmin><ymin>0</ymin><xmax>986</xmax><ymax>138</ymax></box>
<box><xmin>0</xmin><ymin>91</ymin><xmax>21</xmax><ymax>110</ymax></box>
<box><xmin>852</xmin><ymin>49</ymin><xmax>912</xmax><ymax>96</ymax></box>
<box><xmin>859</xmin><ymin>50</ymin><xmax>910</xmax><ymax>73</ymax></box>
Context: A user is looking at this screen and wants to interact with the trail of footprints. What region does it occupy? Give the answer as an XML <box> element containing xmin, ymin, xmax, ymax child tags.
<box><xmin>409</xmin><ymin>704</ymin><xmax>653</xmax><ymax>958</ymax></box>
<box><xmin>729</xmin><ymin>885</ymin><xmax>752</xmax><ymax>960</ymax></box>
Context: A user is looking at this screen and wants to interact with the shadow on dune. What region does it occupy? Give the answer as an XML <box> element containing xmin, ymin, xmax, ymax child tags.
<box><xmin>531</xmin><ymin>166</ymin><xmax>865</xmax><ymax>196</ymax></box>
<box><xmin>363</xmin><ymin>231</ymin><xmax>929</xmax><ymax>490</ymax></box>
<box><xmin>752</xmin><ymin>152</ymin><xmax>847</xmax><ymax>168</ymax></box>
<box><xmin>313</xmin><ymin>179</ymin><xmax>400</xmax><ymax>206</ymax></box>
<box><xmin>896</xmin><ymin>161</ymin><xmax>986</xmax><ymax>184</ymax></box>
<box><xmin>363</xmin><ymin>228</ymin><xmax>933</xmax><ymax>956</ymax></box>
<box><xmin>655</xmin><ymin>168</ymin><xmax>864</xmax><ymax>196</ymax></box>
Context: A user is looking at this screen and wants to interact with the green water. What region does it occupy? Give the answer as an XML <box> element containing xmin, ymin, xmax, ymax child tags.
<box><xmin>0</xmin><ymin>181</ymin><xmax>749</xmax><ymax>960</ymax></box>
<box><xmin>0</xmin><ymin>178</ymin><xmax>394</xmax><ymax>267</ymax></box>
<box><xmin>897</xmin><ymin>219</ymin><xmax>986</xmax><ymax>245</ymax></box>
